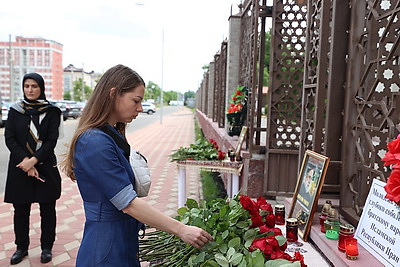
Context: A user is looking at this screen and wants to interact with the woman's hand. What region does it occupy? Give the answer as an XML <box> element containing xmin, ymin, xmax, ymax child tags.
<box><xmin>177</xmin><ymin>224</ymin><xmax>213</xmax><ymax>249</ymax></box>
<box><xmin>27</xmin><ymin>167</ymin><xmax>45</xmax><ymax>182</ymax></box>
<box><xmin>27</xmin><ymin>167</ymin><xmax>39</xmax><ymax>178</ymax></box>
<box><xmin>16</xmin><ymin>157</ymin><xmax>38</xmax><ymax>172</ymax></box>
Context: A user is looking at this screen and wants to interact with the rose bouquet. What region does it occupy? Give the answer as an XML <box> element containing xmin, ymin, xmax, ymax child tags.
<box><xmin>226</xmin><ymin>86</ymin><xmax>248</xmax><ymax>136</ymax></box>
<box><xmin>170</xmin><ymin>138</ymin><xmax>226</xmax><ymax>162</ymax></box>
<box><xmin>382</xmin><ymin>135</ymin><xmax>400</xmax><ymax>205</ymax></box>
<box><xmin>227</xmin><ymin>86</ymin><xmax>248</xmax><ymax>115</ymax></box>
<box><xmin>139</xmin><ymin>195</ymin><xmax>306</xmax><ymax>266</ymax></box>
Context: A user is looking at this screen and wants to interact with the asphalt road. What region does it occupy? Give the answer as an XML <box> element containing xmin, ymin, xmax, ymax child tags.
<box><xmin>0</xmin><ymin>105</ymin><xmax>179</xmax><ymax>195</ymax></box>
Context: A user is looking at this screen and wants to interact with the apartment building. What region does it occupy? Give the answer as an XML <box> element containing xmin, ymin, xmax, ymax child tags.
<box><xmin>0</xmin><ymin>36</ymin><xmax>63</xmax><ymax>101</ymax></box>
<box><xmin>64</xmin><ymin>64</ymin><xmax>101</xmax><ymax>99</ymax></box>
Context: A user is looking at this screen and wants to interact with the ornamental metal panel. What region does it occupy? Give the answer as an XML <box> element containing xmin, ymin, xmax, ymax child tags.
<box><xmin>264</xmin><ymin>0</ymin><xmax>308</xmax><ymax>196</ymax></box>
<box><xmin>341</xmin><ymin>0</ymin><xmax>400</xmax><ymax>225</ymax></box>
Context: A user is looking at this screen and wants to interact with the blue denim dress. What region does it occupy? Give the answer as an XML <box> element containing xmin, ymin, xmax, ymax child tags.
<box><xmin>74</xmin><ymin>127</ymin><xmax>142</xmax><ymax>266</ymax></box>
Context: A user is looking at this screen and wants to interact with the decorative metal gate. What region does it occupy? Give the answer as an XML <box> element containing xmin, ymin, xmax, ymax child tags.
<box><xmin>341</xmin><ymin>0</ymin><xmax>400</xmax><ymax>225</ymax></box>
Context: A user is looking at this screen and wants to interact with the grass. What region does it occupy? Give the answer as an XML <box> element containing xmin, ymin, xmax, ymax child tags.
<box><xmin>193</xmin><ymin>114</ymin><xmax>227</xmax><ymax>201</ymax></box>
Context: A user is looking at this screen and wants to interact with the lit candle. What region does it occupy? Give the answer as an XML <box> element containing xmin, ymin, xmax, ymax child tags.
<box><xmin>345</xmin><ymin>238</ymin><xmax>359</xmax><ymax>260</ymax></box>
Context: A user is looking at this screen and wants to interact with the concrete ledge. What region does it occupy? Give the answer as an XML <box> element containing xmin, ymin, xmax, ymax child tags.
<box><xmin>284</xmin><ymin>198</ymin><xmax>384</xmax><ymax>267</ymax></box>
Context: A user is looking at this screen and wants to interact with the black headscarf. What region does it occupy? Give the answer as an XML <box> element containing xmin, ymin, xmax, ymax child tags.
<box><xmin>23</xmin><ymin>73</ymin><xmax>46</xmax><ymax>101</ymax></box>
<box><xmin>20</xmin><ymin>72</ymin><xmax>55</xmax><ymax>115</ymax></box>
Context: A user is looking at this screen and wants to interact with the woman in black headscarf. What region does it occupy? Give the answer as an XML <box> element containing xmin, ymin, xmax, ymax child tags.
<box><xmin>4</xmin><ymin>73</ymin><xmax>62</xmax><ymax>265</ymax></box>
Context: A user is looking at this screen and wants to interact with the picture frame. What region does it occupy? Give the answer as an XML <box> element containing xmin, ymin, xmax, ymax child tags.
<box><xmin>235</xmin><ymin>126</ymin><xmax>248</xmax><ymax>156</ymax></box>
<box><xmin>288</xmin><ymin>150</ymin><xmax>330</xmax><ymax>241</ymax></box>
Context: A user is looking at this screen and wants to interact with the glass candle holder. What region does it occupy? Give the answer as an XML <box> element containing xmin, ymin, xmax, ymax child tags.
<box><xmin>274</xmin><ymin>204</ymin><xmax>285</xmax><ymax>225</ymax></box>
<box><xmin>319</xmin><ymin>213</ymin><xmax>327</xmax><ymax>233</ymax></box>
<box><xmin>286</xmin><ymin>218</ymin><xmax>298</xmax><ymax>242</ymax></box>
<box><xmin>345</xmin><ymin>238</ymin><xmax>359</xmax><ymax>260</ymax></box>
<box><xmin>338</xmin><ymin>224</ymin><xmax>355</xmax><ymax>252</ymax></box>
<box><xmin>324</xmin><ymin>220</ymin><xmax>340</xmax><ymax>240</ymax></box>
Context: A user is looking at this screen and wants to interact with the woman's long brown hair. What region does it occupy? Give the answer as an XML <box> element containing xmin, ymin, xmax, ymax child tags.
<box><xmin>60</xmin><ymin>64</ymin><xmax>145</xmax><ymax>181</ymax></box>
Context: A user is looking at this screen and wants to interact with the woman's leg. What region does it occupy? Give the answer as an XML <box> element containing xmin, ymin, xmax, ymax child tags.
<box><xmin>39</xmin><ymin>201</ymin><xmax>56</xmax><ymax>250</ymax></box>
<box><xmin>13</xmin><ymin>203</ymin><xmax>31</xmax><ymax>251</ymax></box>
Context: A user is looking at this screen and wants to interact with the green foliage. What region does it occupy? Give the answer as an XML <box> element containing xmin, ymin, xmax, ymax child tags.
<box><xmin>264</xmin><ymin>28</ymin><xmax>271</xmax><ymax>86</ymax></box>
<box><xmin>169</xmin><ymin>139</ymin><xmax>219</xmax><ymax>161</ymax></box>
<box><xmin>163</xmin><ymin>90</ymin><xmax>178</xmax><ymax>104</ymax></box>
<box><xmin>63</xmin><ymin>91</ymin><xmax>71</xmax><ymax>100</ymax></box>
<box><xmin>139</xmin><ymin>197</ymin><xmax>299</xmax><ymax>267</ymax></box>
<box><xmin>72</xmin><ymin>78</ymin><xmax>92</xmax><ymax>101</ymax></box>
<box><xmin>201</xmin><ymin>171</ymin><xmax>227</xmax><ymax>201</ymax></box>
<box><xmin>145</xmin><ymin>81</ymin><xmax>161</xmax><ymax>102</ymax></box>
<box><xmin>184</xmin><ymin>90</ymin><xmax>196</xmax><ymax>102</ymax></box>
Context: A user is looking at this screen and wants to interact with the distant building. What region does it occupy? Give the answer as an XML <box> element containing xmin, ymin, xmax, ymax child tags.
<box><xmin>0</xmin><ymin>36</ymin><xmax>64</xmax><ymax>101</ymax></box>
<box><xmin>63</xmin><ymin>64</ymin><xmax>101</xmax><ymax>99</ymax></box>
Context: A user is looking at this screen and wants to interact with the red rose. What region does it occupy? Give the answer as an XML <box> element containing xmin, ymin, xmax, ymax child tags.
<box><xmin>250</xmin><ymin>214</ymin><xmax>264</xmax><ymax>228</ymax></box>
<box><xmin>292</xmin><ymin>251</ymin><xmax>307</xmax><ymax>267</ymax></box>
<box><xmin>259</xmin><ymin>203</ymin><xmax>273</xmax><ymax>214</ymax></box>
<box><xmin>259</xmin><ymin>225</ymin><xmax>282</xmax><ymax>236</ymax></box>
<box><xmin>236</xmin><ymin>90</ymin><xmax>242</xmax><ymax>95</ymax></box>
<box><xmin>239</xmin><ymin>195</ymin><xmax>258</xmax><ymax>215</ymax></box>
<box><xmin>264</xmin><ymin>213</ymin><xmax>276</xmax><ymax>228</ymax></box>
<box><xmin>383</xmin><ymin>136</ymin><xmax>400</xmax><ymax>167</ymax></box>
<box><xmin>384</xmin><ymin>168</ymin><xmax>400</xmax><ymax>203</ymax></box>
<box><xmin>232</xmin><ymin>96</ymin><xmax>237</xmax><ymax>101</ymax></box>
<box><xmin>256</xmin><ymin>196</ymin><xmax>268</xmax><ymax>206</ymax></box>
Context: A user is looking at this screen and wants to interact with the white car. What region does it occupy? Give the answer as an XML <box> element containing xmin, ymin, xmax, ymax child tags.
<box><xmin>1</xmin><ymin>101</ymin><xmax>12</xmax><ymax>127</ymax></box>
<box><xmin>142</xmin><ymin>103</ymin><xmax>156</xmax><ymax>115</ymax></box>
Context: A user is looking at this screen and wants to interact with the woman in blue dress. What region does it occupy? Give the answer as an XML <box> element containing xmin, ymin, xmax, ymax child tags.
<box><xmin>61</xmin><ymin>64</ymin><xmax>212</xmax><ymax>266</ymax></box>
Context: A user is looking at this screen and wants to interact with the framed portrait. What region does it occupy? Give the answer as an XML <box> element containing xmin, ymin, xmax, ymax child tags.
<box><xmin>235</xmin><ymin>126</ymin><xmax>248</xmax><ymax>156</ymax></box>
<box><xmin>288</xmin><ymin>150</ymin><xmax>330</xmax><ymax>241</ymax></box>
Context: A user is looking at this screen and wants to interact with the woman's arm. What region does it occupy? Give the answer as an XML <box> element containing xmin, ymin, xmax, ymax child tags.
<box><xmin>123</xmin><ymin>197</ymin><xmax>212</xmax><ymax>249</ymax></box>
<box><xmin>32</xmin><ymin>108</ymin><xmax>61</xmax><ymax>163</ymax></box>
<box><xmin>5</xmin><ymin>109</ymin><xmax>31</xmax><ymax>162</ymax></box>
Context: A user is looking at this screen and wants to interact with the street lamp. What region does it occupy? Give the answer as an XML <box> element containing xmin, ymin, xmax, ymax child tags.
<box><xmin>135</xmin><ymin>2</ymin><xmax>164</xmax><ymax>124</ymax></box>
<box><xmin>160</xmin><ymin>28</ymin><xmax>164</xmax><ymax>124</ymax></box>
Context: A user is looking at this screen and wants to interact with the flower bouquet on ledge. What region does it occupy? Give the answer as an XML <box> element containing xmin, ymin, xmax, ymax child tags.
<box><xmin>227</xmin><ymin>86</ymin><xmax>248</xmax><ymax>137</ymax></box>
<box><xmin>382</xmin><ymin>135</ymin><xmax>400</xmax><ymax>206</ymax></box>
<box><xmin>139</xmin><ymin>195</ymin><xmax>307</xmax><ymax>266</ymax></box>
<box><xmin>170</xmin><ymin>138</ymin><xmax>226</xmax><ymax>162</ymax></box>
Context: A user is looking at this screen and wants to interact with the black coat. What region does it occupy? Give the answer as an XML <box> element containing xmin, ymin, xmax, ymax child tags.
<box><xmin>4</xmin><ymin>106</ymin><xmax>62</xmax><ymax>204</ymax></box>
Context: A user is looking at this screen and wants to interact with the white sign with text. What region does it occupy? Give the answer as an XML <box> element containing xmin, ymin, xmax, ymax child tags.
<box><xmin>355</xmin><ymin>179</ymin><xmax>400</xmax><ymax>266</ymax></box>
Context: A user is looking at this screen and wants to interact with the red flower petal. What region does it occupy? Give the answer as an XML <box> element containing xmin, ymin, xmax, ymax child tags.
<box><xmin>384</xmin><ymin>168</ymin><xmax>400</xmax><ymax>203</ymax></box>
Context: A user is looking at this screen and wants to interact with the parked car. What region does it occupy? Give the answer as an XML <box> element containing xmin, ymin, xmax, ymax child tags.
<box><xmin>142</xmin><ymin>102</ymin><xmax>156</xmax><ymax>115</ymax></box>
<box><xmin>1</xmin><ymin>101</ymin><xmax>12</xmax><ymax>127</ymax></box>
<box><xmin>50</xmin><ymin>100</ymin><xmax>82</xmax><ymax>121</ymax></box>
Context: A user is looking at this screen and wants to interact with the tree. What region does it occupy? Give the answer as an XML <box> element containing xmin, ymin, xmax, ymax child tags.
<box><xmin>163</xmin><ymin>90</ymin><xmax>178</xmax><ymax>104</ymax></box>
<box><xmin>145</xmin><ymin>81</ymin><xmax>161</xmax><ymax>102</ymax></box>
<box><xmin>264</xmin><ymin>28</ymin><xmax>272</xmax><ymax>86</ymax></box>
<box><xmin>184</xmin><ymin>90</ymin><xmax>195</xmax><ymax>103</ymax></box>
<box><xmin>72</xmin><ymin>78</ymin><xmax>92</xmax><ymax>101</ymax></box>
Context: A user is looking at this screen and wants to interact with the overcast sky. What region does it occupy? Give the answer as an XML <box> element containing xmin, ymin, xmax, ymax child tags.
<box><xmin>0</xmin><ymin>0</ymin><xmax>243</xmax><ymax>93</ymax></box>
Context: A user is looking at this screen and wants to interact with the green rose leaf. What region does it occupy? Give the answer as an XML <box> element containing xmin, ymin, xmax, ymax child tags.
<box><xmin>244</xmin><ymin>229</ymin><xmax>257</xmax><ymax>241</ymax></box>
<box><xmin>275</xmin><ymin>235</ymin><xmax>287</xmax><ymax>247</ymax></box>
<box><xmin>226</xmin><ymin>247</ymin><xmax>235</xmax><ymax>258</ymax></box>
<box><xmin>177</xmin><ymin>207</ymin><xmax>189</xmax><ymax>216</ymax></box>
<box><xmin>264</xmin><ymin>259</ymin><xmax>301</xmax><ymax>267</ymax></box>
<box><xmin>201</xmin><ymin>259</ymin><xmax>220</xmax><ymax>267</ymax></box>
<box><xmin>222</xmin><ymin>229</ymin><xmax>229</xmax><ymax>239</ymax></box>
<box><xmin>230</xmin><ymin>252</ymin><xmax>244</xmax><ymax>266</ymax></box>
<box><xmin>215</xmin><ymin>253</ymin><xmax>229</xmax><ymax>267</ymax></box>
<box><xmin>192</xmin><ymin>251</ymin><xmax>206</xmax><ymax>263</ymax></box>
<box><xmin>218</xmin><ymin>243</ymin><xmax>228</xmax><ymax>254</ymax></box>
<box><xmin>238</xmin><ymin>257</ymin><xmax>247</xmax><ymax>267</ymax></box>
<box><xmin>186</xmin><ymin>198</ymin><xmax>199</xmax><ymax>209</ymax></box>
<box><xmin>236</xmin><ymin>221</ymin><xmax>249</xmax><ymax>228</ymax></box>
<box><xmin>252</xmin><ymin>250</ymin><xmax>265</xmax><ymax>266</ymax></box>
<box><xmin>228</xmin><ymin>236</ymin><xmax>241</xmax><ymax>249</ymax></box>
